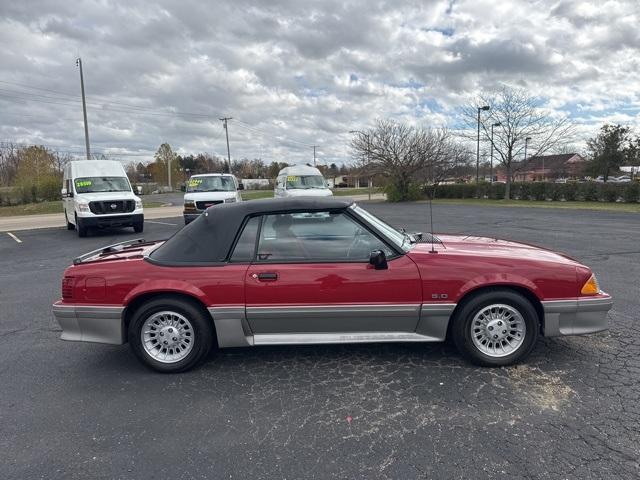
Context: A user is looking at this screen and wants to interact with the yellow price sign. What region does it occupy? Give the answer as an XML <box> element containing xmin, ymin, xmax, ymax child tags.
<box><xmin>75</xmin><ymin>180</ymin><xmax>92</xmax><ymax>188</ymax></box>
<box><xmin>188</xmin><ymin>178</ymin><xmax>203</xmax><ymax>187</ymax></box>
<box><xmin>286</xmin><ymin>176</ymin><xmax>299</xmax><ymax>182</ymax></box>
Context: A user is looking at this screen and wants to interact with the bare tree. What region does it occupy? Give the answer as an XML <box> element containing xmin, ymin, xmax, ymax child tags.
<box><xmin>462</xmin><ymin>86</ymin><xmax>575</xmax><ymax>199</ymax></box>
<box><xmin>351</xmin><ymin>119</ymin><xmax>471</xmax><ymax>201</ymax></box>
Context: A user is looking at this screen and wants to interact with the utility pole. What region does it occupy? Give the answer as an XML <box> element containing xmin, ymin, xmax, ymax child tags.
<box><xmin>476</xmin><ymin>105</ymin><xmax>490</xmax><ymax>196</ymax></box>
<box><xmin>313</xmin><ymin>145</ymin><xmax>317</xmax><ymax>166</ymax></box>
<box><xmin>76</xmin><ymin>57</ymin><xmax>91</xmax><ymax>159</ymax></box>
<box><xmin>220</xmin><ymin>117</ymin><xmax>233</xmax><ymax>173</ymax></box>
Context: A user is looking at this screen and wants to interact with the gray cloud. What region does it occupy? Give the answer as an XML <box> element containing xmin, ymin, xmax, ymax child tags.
<box><xmin>0</xmin><ymin>0</ymin><xmax>638</xmax><ymax>165</ymax></box>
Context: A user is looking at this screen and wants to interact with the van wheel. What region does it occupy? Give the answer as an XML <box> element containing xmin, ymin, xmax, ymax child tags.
<box><xmin>133</xmin><ymin>221</ymin><xmax>144</xmax><ymax>233</ymax></box>
<box><xmin>76</xmin><ymin>214</ymin><xmax>88</xmax><ymax>237</ymax></box>
<box><xmin>65</xmin><ymin>211</ymin><xmax>75</xmax><ymax>230</ymax></box>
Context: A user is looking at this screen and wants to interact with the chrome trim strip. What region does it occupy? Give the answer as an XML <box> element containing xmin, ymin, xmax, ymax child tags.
<box><xmin>52</xmin><ymin>304</ymin><xmax>125</xmax><ymax>344</ymax></box>
<box><xmin>542</xmin><ymin>295</ymin><xmax>612</xmax><ymax>336</ymax></box>
<box><xmin>254</xmin><ymin>331</ymin><xmax>441</xmax><ymax>345</ymax></box>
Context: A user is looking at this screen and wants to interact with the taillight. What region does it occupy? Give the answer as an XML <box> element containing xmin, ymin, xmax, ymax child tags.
<box><xmin>62</xmin><ymin>277</ymin><xmax>74</xmax><ymax>299</ymax></box>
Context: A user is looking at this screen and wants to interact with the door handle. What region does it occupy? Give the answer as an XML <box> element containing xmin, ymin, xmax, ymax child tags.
<box><xmin>253</xmin><ymin>272</ymin><xmax>278</xmax><ymax>281</ymax></box>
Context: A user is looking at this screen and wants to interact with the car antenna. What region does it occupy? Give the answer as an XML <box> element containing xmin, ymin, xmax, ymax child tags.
<box><xmin>429</xmin><ymin>183</ymin><xmax>437</xmax><ymax>254</ymax></box>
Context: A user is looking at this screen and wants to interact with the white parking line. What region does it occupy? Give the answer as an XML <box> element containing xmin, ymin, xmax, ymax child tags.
<box><xmin>145</xmin><ymin>220</ymin><xmax>178</xmax><ymax>226</ymax></box>
<box><xmin>7</xmin><ymin>232</ymin><xmax>22</xmax><ymax>243</ymax></box>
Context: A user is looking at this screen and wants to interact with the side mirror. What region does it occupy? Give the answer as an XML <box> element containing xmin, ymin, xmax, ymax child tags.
<box><xmin>180</xmin><ymin>184</ymin><xmax>186</xmax><ymax>192</ymax></box>
<box><xmin>61</xmin><ymin>188</ymin><xmax>67</xmax><ymax>196</ymax></box>
<box><xmin>369</xmin><ymin>250</ymin><xmax>388</xmax><ymax>270</ymax></box>
<box><xmin>238</xmin><ymin>182</ymin><xmax>245</xmax><ymax>190</ymax></box>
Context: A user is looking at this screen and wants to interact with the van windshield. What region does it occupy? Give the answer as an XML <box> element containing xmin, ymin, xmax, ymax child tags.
<box><xmin>187</xmin><ymin>176</ymin><xmax>236</xmax><ymax>192</ymax></box>
<box><xmin>74</xmin><ymin>177</ymin><xmax>131</xmax><ymax>194</ymax></box>
<box><xmin>286</xmin><ymin>175</ymin><xmax>326</xmax><ymax>189</ymax></box>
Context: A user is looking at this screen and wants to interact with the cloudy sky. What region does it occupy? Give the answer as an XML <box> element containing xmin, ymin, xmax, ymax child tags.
<box><xmin>0</xmin><ymin>0</ymin><xmax>638</xmax><ymax>165</ymax></box>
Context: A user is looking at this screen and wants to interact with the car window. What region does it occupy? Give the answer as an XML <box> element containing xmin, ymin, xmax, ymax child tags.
<box><xmin>229</xmin><ymin>216</ymin><xmax>260</xmax><ymax>262</ymax></box>
<box><xmin>256</xmin><ymin>211</ymin><xmax>392</xmax><ymax>262</ymax></box>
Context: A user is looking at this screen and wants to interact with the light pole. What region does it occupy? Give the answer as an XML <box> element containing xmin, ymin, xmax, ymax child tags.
<box><xmin>349</xmin><ymin>130</ymin><xmax>372</xmax><ymax>200</ymax></box>
<box><xmin>476</xmin><ymin>105</ymin><xmax>490</xmax><ymax>195</ymax></box>
<box><xmin>490</xmin><ymin>122</ymin><xmax>501</xmax><ymax>183</ymax></box>
<box><xmin>76</xmin><ymin>58</ymin><xmax>91</xmax><ymax>159</ymax></box>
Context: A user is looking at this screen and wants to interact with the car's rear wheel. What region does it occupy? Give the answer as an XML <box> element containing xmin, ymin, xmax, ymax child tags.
<box><xmin>128</xmin><ymin>297</ymin><xmax>215</xmax><ymax>373</ymax></box>
<box><xmin>451</xmin><ymin>290</ymin><xmax>538</xmax><ymax>367</ymax></box>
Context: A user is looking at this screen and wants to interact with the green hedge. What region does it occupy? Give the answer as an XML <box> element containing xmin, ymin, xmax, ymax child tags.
<box><xmin>429</xmin><ymin>182</ymin><xmax>640</xmax><ymax>203</ymax></box>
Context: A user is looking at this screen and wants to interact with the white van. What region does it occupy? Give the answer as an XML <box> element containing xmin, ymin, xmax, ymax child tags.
<box><xmin>62</xmin><ymin>160</ymin><xmax>144</xmax><ymax>237</ymax></box>
<box><xmin>183</xmin><ymin>173</ymin><xmax>243</xmax><ymax>224</ymax></box>
<box><xmin>274</xmin><ymin>165</ymin><xmax>333</xmax><ymax>198</ymax></box>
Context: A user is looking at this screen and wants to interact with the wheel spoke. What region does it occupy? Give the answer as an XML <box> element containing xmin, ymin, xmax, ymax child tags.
<box><xmin>470</xmin><ymin>304</ymin><xmax>526</xmax><ymax>358</ymax></box>
<box><xmin>141</xmin><ymin>310</ymin><xmax>195</xmax><ymax>364</ymax></box>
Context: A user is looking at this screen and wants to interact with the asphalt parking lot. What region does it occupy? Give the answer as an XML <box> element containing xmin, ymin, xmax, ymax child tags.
<box><xmin>1</xmin><ymin>202</ymin><xmax>639</xmax><ymax>479</ymax></box>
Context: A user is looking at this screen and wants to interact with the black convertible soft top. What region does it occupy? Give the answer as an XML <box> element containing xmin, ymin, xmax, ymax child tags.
<box><xmin>149</xmin><ymin>197</ymin><xmax>354</xmax><ymax>265</ymax></box>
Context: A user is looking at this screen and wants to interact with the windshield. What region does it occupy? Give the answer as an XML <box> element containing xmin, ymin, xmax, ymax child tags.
<box><xmin>187</xmin><ymin>176</ymin><xmax>236</xmax><ymax>192</ymax></box>
<box><xmin>351</xmin><ymin>204</ymin><xmax>409</xmax><ymax>252</ymax></box>
<box><xmin>286</xmin><ymin>175</ymin><xmax>326</xmax><ymax>189</ymax></box>
<box><xmin>74</xmin><ymin>177</ymin><xmax>131</xmax><ymax>193</ymax></box>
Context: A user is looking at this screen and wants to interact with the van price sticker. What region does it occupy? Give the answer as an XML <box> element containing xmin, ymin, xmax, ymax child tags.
<box><xmin>188</xmin><ymin>179</ymin><xmax>203</xmax><ymax>187</ymax></box>
<box><xmin>286</xmin><ymin>176</ymin><xmax>299</xmax><ymax>182</ymax></box>
<box><xmin>75</xmin><ymin>180</ymin><xmax>93</xmax><ymax>188</ymax></box>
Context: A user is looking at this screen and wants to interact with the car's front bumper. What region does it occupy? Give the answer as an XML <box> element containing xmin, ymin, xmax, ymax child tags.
<box><xmin>78</xmin><ymin>213</ymin><xmax>144</xmax><ymax>228</ymax></box>
<box><xmin>183</xmin><ymin>212</ymin><xmax>201</xmax><ymax>224</ymax></box>
<box><xmin>542</xmin><ymin>294</ymin><xmax>613</xmax><ymax>337</ymax></box>
<box><xmin>52</xmin><ymin>302</ymin><xmax>125</xmax><ymax>344</ymax></box>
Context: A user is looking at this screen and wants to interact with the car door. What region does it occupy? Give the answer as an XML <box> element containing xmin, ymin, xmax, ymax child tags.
<box><xmin>243</xmin><ymin>210</ymin><xmax>422</xmax><ymax>335</ymax></box>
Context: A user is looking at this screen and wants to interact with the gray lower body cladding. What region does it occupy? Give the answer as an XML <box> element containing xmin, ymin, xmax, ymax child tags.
<box><xmin>52</xmin><ymin>296</ymin><xmax>612</xmax><ymax>347</ymax></box>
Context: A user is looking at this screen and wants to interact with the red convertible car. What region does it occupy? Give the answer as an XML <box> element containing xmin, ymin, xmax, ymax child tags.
<box><xmin>53</xmin><ymin>198</ymin><xmax>612</xmax><ymax>372</ymax></box>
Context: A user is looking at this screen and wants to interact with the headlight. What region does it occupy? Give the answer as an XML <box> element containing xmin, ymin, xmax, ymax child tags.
<box><xmin>135</xmin><ymin>199</ymin><xmax>143</xmax><ymax>209</ymax></box>
<box><xmin>225</xmin><ymin>197</ymin><xmax>236</xmax><ymax>203</ymax></box>
<box><xmin>77</xmin><ymin>202</ymin><xmax>90</xmax><ymax>212</ymax></box>
<box><xmin>184</xmin><ymin>200</ymin><xmax>196</xmax><ymax>212</ymax></box>
<box><xmin>580</xmin><ymin>274</ymin><xmax>600</xmax><ymax>295</ymax></box>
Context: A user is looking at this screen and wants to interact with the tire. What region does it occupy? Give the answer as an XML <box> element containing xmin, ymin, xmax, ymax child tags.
<box><xmin>76</xmin><ymin>214</ymin><xmax>88</xmax><ymax>237</ymax></box>
<box><xmin>451</xmin><ymin>289</ymin><xmax>539</xmax><ymax>367</ymax></box>
<box><xmin>133</xmin><ymin>221</ymin><xmax>144</xmax><ymax>233</ymax></box>
<box><xmin>128</xmin><ymin>297</ymin><xmax>215</xmax><ymax>373</ymax></box>
<box><xmin>65</xmin><ymin>210</ymin><xmax>75</xmax><ymax>230</ymax></box>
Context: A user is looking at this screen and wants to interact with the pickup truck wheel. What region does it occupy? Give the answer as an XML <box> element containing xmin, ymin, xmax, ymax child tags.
<box><xmin>133</xmin><ymin>221</ymin><xmax>144</xmax><ymax>233</ymax></box>
<box><xmin>128</xmin><ymin>297</ymin><xmax>214</xmax><ymax>373</ymax></box>
<box><xmin>65</xmin><ymin>210</ymin><xmax>75</xmax><ymax>230</ymax></box>
<box><xmin>75</xmin><ymin>214</ymin><xmax>88</xmax><ymax>237</ymax></box>
<box><xmin>451</xmin><ymin>290</ymin><xmax>538</xmax><ymax>367</ymax></box>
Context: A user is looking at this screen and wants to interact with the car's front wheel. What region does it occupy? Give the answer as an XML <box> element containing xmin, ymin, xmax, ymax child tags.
<box><xmin>65</xmin><ymin>210</ymin><xmax>75</xmax><ymax>230</ymax></box>
<box><xmin>451</xmin><ymin>289</ymin><xmax>539</xmax><ymax>367</ymax></box>
<box><xmin>128</xmin><ymin>297</ymin><xmax>215</xmax><ymax>373</ymax></box>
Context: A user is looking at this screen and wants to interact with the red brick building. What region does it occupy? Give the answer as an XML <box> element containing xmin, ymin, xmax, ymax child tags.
<box><xmin>497</xmin><ymin>153</ymin><xmax>586</xmax><ymax>182</ymax></box>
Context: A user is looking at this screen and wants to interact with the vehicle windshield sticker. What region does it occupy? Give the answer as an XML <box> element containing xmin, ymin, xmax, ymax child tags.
<box><xmin>287</xmin><ymin>176</ymin><xmax>299</xmax><ymax>182</ymax></box>
<box><xmin>188</xmin><ymin>179</ymin><xmax>203</xmax><ymax>187</ymax></box>
<box><xmin>75</xmin><ymin>180</ymin><xmax>92</xmax><ymax>188</ymax></box>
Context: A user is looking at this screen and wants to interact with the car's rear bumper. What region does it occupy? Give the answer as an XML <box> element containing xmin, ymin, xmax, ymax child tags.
<box><xmin>542</xmin><ymin>294</ymin><xmax>613</xmax><ymax>337</ymax></box>
<box><xmin>79</xmin><ymin>213</ymin><xmax>144</xmax><ymax>228</ymax></box>
<box><xmin>52</xmin><ymin>301</ymin><xmax>125</xmax><ymax>344</ymax></box>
